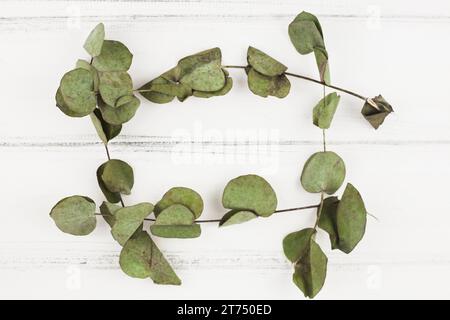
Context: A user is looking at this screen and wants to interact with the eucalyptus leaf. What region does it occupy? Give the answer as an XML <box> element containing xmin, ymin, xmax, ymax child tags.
<box><xmin>92</xmin><ymin>40</ymin><xmax>133</xmax><ymax>72</ymax></box>
<box><xmin>100</xmin><ymin>159</ymin><xmax>134</xmax><ymax>195</ymax></box>
<box><xmin>50</xmin><ymin>196</ymin><xmax>96</xmax><ymax>236</ymax></box>
<box><xmin>361</xmin><ymin>95</ymin><xmax>394</xmax><ymax>129</ymax></box>
<box><xmin>314</xmin><ymin>47</ymin><xmax>330</xmax><ymax>85</ymax></box>
<box><xmin>293</xmin><ymin>239</ymin><xmax>327</xmax><ymax>299</ymax></box>
<box><xmin>90</xmin><ymin>108</ymin><xmax>122</xmax><ymax>144</ymax></box>
<box><xmin>111</xmin><ymin>202</ymin><xmax>154</xmax><ymax>246</ymax></box>
<box><xmin>317</xmin><ymin>196</ymin><xmax>340</xmax><ymax>249</ymax></box>
<box><xmin>193</xmin><ymin>73</ymin><xmax>233</xmax><ymax>98</ymax></box>
<box><xmin>178</xmin><ymin>48</ymin><xmax>225</xmax><ymax>92</ymax></box>
<box><xmin>99</xmin><ymin>201</ymin><xmax>121</xmax><ymax>227</ymax></box>
<box><xmin>336</xmin><ymin>184</ymin><xmax>367</xmax><ymax>254</ymax></box>
<box><xmin>154</xmin><ymin>187</ymin><xmax>204</xmax><ymax>219</ymax></box>
<box><xmin>98</xmin><ymin>71</ymin><xmax>133</xmax><ymax>107</ymax></box>
<box><xmin>83</xmin><ymin>23</ymin><xmax>105</xmax><ymax>57</ymax></box>
<box><xmin>96</xmin><ymin>163</ymin><xmax>121</xmax><ymax>204</ymax></box>
<box><xmin>247</xmin><ymin>46</ymin><xmax>287</xmax><ymax>77</ymax></box>
<box><xmin>247</xmin><ymin>68</ymin><xmax>290</xmax><ymax>98</ymax></box>
<box><xmin>301</xmin><ymin>151</ymin><xmax>346</xmax><ymax>194</ymax></box>
<box><xmin>139</xmin><ymin>76</ymin><xmax>176</xmax><ymax>104</ymax></box>
<box><xmin>119</xmin><ymin>230</ymin><xmax>181</xmax><ymax>285</ymax></box>
<box><xmin>313</xmin><ymin>92</ymin><xmax>340</xmax><ymax>129</ymax></box>
<box><xmin>222</xmin><ymin>174</ymin><xmax>277</xmax><ymax>217</ymax></box>
<box><xmin>288</xmin><ymin>11</ymin><xmax>325</xmax><ymax>55</ymax></box>
<box><xmin>283</xmin><ymin>228</ymin><xmax>315</xmax><ymax>263</ymax></box>
<box><xmin>219</xmin><ymin>210</ymin><xmax>257</xmax><ymax>227</ymax></box>
<box><xmin>98</xmin><ymin>95</ymin><xmax>140</xmax><ymax>125</ymax></box>
<box><xmin>151</xmin><ymin>204</ymin><xmax>202</xmax><ymax>239</ymax></box>
<box><xmin>56</xmin><ymin>87</ymin><xmax>86</xmax><ymax>117</ymax></box>
<box><xmin>76</xmin><ymin>59</ymin><xmax>99</xmax><ymax>91</ymax></box>
<box><xmin>59</xmin><ymin>68</ymin><xmax>96</xmax><ymax>117</ymax></box>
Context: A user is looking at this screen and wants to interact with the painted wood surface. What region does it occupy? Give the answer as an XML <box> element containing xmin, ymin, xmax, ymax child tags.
<box><xmin>1</xmin><ymin>0</ymin><xmax>449</xmax><ymax>299</ymax></box>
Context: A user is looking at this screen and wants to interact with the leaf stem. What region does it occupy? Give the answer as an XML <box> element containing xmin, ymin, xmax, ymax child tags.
<box><xmin>223</xmin><ymin>65</ymin><xmax>368</xmax><ymax>101</ymax></box>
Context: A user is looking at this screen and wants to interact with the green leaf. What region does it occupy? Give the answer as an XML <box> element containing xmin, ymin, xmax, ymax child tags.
<box><xmin>100</xmin><ymin>159</ymin><xmax>134</xmax><ymax>195</ymax></box>
<box><xmin>76</xmin><ymin>59</ymin><xmax>99</xmax><ymax>91</ymax></box>
<box><xmin>59</xmin><ymin>68</ymin><xmax>96</xmax><ymax>117</ymax></box>
<box><xmin>247</xmin><ymin>46</ymin><xmax>287</xmax><ymax>77</ymax></box>
<box><xmin>92</xmin><ymin>40</ymin><xmax>133</xmax><ymax>72</ymax></box>
<box><xmin>154</xmin><ymin>187</ymin><xmax>204</xmax><ymax>219</ymax></box>
<box><xmin>283</xmin><ymin>228</ymin><xmax>315</xmax><ymax>263</ymax></box>
<box><xmin>314</xmin><ymin>47</ymin><xmax>331</xmax><ymax>85</ymax></box>
<box><xmin>111</xmin><ymin>202</ymin><xmax>154</xmax><ymax>246</ymax></box>
<box><xmin>178</xmin><ymin>48</ymin><xmax>226</xmax><ymax>92</ymax></box>
<box><xmin>293</xmin><ymin>239</ymin><xmax>327</xmax><ymax>299</ymax></box>
<box><xmin>96</xmin><ymin>163</ymin><xmax>121</xmax><ymax>204</ymax></box>
<box><xmin>317</xmin><ymin>196</ymin><xmax>340</xmax><ymax>249</ymax></box>
<box><xmin>50</xmin><ymin>196</ymin><xmax>96</xmax><ymax>236</ymax></box>
<box><xmin>138</xmin><ymin>76</ymin><xmax>176</xmax><ymax>104</ymax></box>
<box><xmin>336</xmin><ymin>184</ymin><xmax>367</xmax><ymax>253</ymax></box>
<box><xmin>99</xmin><ymin>201</ymin><xmax>121</xmax><ymax>227</ymax></box>
<box><xmin>219</xmin><ymin>210</ymin><xmax>257</xmax><ymax>227</ymax></box>
<box><xmin>150</xmin><ymin>204</ymin><xmax>200</xmax><ymax>239</ymax></box>
<box><xmin>301</xmin><ymin>151</ymin><xmax>346</xmax><ymax>194</ymax></box>
<box><xmin>98</xmin><ymin>71</ymin><xmax>133</xmax><ymax>107</ymax></box>
<box><xmin>83</xmin><ymin>23</ymin><xmax>105</xmax><ymax>57</ymax></box>
<box><xmin>193</xmin><ymin>73</ymin><xmax>233</xmax><ymax>98</ymax></box>
<box><xmin>98</xmin><ymin>95</ymin><xmax>140</xmax><ymax>125</ymax></box>
<box><xmin>361</xmin><ymin>95</ymin><xmax>394</xmax><ymax>129</ymax></box>
<box><xmin>90</xmin><ymin>109</ymin><xmax>122</xmax><ymax>144</ymax></box>
<box><xmin>56</xmin><ymin>87</ymin><xmax>86</xmax><ymax>117</ymax></box>
<box><xmin>119</xmin><ymin>230</ymin><xmax>181</xmax><ymax>285</ymax></box>
<box><xmin>222</xmin><ymin>174</ymin><xmax>277</xmax><ymax>217</ymax></box>
<box><xmin>247</xmin><ymin>68</ymin><xmax>290</xmax><ymax>98</ymax></box>
<box><xmin>288</xmin><ymin>11</ymin><xmax>325</xmax><ymax>55</ymax></box>
<box><xmin>313</xmin><ymin>92</ymin><xmax>340</xmax><ymax>129</ymax></box>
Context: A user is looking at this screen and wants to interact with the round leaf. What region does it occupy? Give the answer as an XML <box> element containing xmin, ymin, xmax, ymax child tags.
<box><xmin>336</xmin><ymin>183</ymin><xmax>367</xmax><ymax>253</ymax></box>
<box><xmin>219</xmin><ymin>210</ymin><xmax>257</xmax><ymax>227</ymax></box>
<box><xmin>301</xmin><ymin>151</ymin><xmax>346</xmax><ymax>194</ymax></box>
<box><xmin>150</xmin><ymin>204</ymin><xmax>200</xmax><ymax>238</ymax></box>
<box><xmin>98</xmin><ymin>71</ymin><xmax>133</xmax><ymax>107</ymax></box>
<box><xmin>59</xmin><ymin>68</ymin><xmax>96</xmax><ymax>117</ymax></box>
<box><xmin>111</xmin><ymin>202</ymin><xmax>154</xmax><ymax>246</ymax></box>
<box><xmin>247</xmin><ymin>68</ymin><xmax>290</xmax><ymax>98</ymax></box>
<box><xmin>119</xmin><ymin>230</ymin><xmax>181</xmax><ymax>285</ymax></box>
<box><xmin>56</xmin><ymin>87</ymin><xmax>87</xmax><ymax>117</ymax></box>
<box><xmin>283</xmin><ymin>228</ymin><xmax>315</xmax><ymax>263</ymax></box>
<box><xmin>101</xmin><ymin>159</ymin><xmax>134</xmax><ymax>195</ymax></box>
<box><xmin>96</xmin><ymin>163</ymin><xmax>121</xmax><ymax>204</ymax></box>
<box><xmin>92</xmin><ymin>40</ymin><xmax>133</xmax><ymax>72</ymax></box>
<box><xmin>76</xmin><ymin>59</ymin><xmax>99</xmax><ymax>91</ymax></box>
<box><xmin>313</xmin><ymin>92</ymin><xmax>340</xmax><ymax>129</ymax></box>
<box><xmin>99</xmin><ymin>95</ymin><xmax>140</xmax><ymax>125</ymax></box>
<box><xmin>193</xmin><ymin>73</ymin><xmax>233</xmax><ymax>98</ymax></box>
<box><xmin>83</xmin><ymin>23</ymin><xmax>105</xmax><ymax>57</ymax></box>
<box><xmin>154</xmin><ymin>187</ymin><xmax>204</xmax><ymax>219</ymax></box>
<box><xmin>288</xmin><ymin>11</ymin><xmax>325</xmax><ymax>55</ymax></box>
<box><xmin>222</xmin><ymin>174</ymin><xmax>277</xmax><ymax>217</ymax></box>
<box><xmin>50</xmin><ymin>196</ymin><xmax>96</xmax><ymax>236</ymax></box>
<box><xmin>247</xmin><ymin>46</ymin><xmax>287</xmax><ymax>77</ymax></box>
<box><xmin>293</xmin><ymin>239</ymin><xmax>327</xmax><ymax>299</ymax></box>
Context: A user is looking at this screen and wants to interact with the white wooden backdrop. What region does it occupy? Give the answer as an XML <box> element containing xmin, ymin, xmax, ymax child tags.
<box><xmin>1</xmin><ymin>0</ymin><xmax>449</xmax><ymax>300</ymax></box>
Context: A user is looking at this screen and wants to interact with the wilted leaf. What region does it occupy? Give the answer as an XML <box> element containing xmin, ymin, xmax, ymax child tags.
<box><xmin>317</xmin><ymin>196</ymin><xmax>340</xmax><ymax>249</ymax></box>
<box><xmin>92</xmin><ymin>40</ymin><xmax>133</xmax><ymax>72</ymax></box>
<box><xmin>222</xmin><ymin>174</ymin><xmax>277</xmax><ymax>217</ymax></box>
<box><xmin>100</xmin><ymin>159</ymin><xmax>134</xmax><ymax>195</ymax></box>
<box><xmin>293</xmin><ymin>239</ymin><xmax>327</xmax><ymax>299</ymax></box>
<box><xmin>111</xmin><ymin>202</ymin><xmax>153</xmax><ymax>245</ymax></box>
<box><xmin>336</xmin><ymin>184</ymin><xmax>367</xmax><ymax>253</ymax></box>
<box><xmin>59</xmin><ymin>68</ymin><xmax>96</xmax><ymax>117</ymax></box>
<box><xmin>98</xmin><ymin>71</ymin><xmax>133</xmax><ymax>107</ymax></box>
<box><xmin>99</xmin><ymin>201</ymin><xmax>121</xmax><ymax>227</ymax></box>
<box><xmin>98</xmin><ymin>95</ymin><xmax>140</xmax><ymax>125</ymax></box>
<box><xmin>83</xmin><ymin>23</ymin><xmax>105</xmax><ymax>57</ymax></box>
<box><xmin>283</xmin><ymin>228</ymin><xmax>315</xmax><ymax>263</ymax></box>
<box><xmin>154</xmin><ymin>187</ymin><xmax>204</xmax><ymax>219</ymax></box>
<box><xmin>50</xmin><ymin>195</ymin><xmax>96</xmax><ymax>236</ymax></box>
<box><xmin>361</xmin><ymin>95</ymin><xmax>394</xmax><ymax>129</ymax></box>
<box><xmin>90</xmin><ymin>108</ymin><xmax>122</xmax><ymax>144</ymax></box>
<box><xmin>247</xmin><ymin>68</ymin><xmax>290</xmax><ymax>98</ymax></box>
<box><xmin>313</xmin><ymin>92</ymin><xmax>340</xmax><ymax>129</ymax></box>
<box><xmin>314</xmin><ymin>47</ymin><xmax>330</xmax><ymax>85</ymax></box>
<box><xmin>247</xmin><ymin>46</ymin><xmax>287</xmax><ymax>77</ymax></box>
<box><xmin>301</xmin><ymin>151</ymin><xmax>346</xmax><ymax>194</ymax></box>
<box><xmin>219</xmin><ymin>210</ymin><xmax>257</xmax><ymax>227</ymax></box>
<box><xmin>119</xmin><ymin>230</ymin><xmax>181</xmax><ymax>285</ymax></box>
